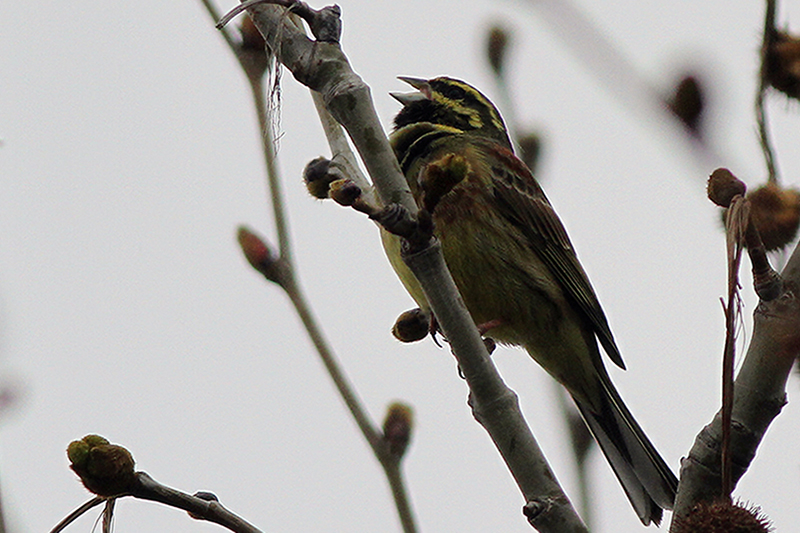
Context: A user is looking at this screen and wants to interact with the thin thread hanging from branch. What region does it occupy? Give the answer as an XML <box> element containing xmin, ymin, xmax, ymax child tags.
<box><xmin>721</xmin><ymin>195</ymin><xmax>748</xmax><ymax>498</ymax></box>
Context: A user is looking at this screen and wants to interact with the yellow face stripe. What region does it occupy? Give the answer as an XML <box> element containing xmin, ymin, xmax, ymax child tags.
<box><xmin>432</xmin><ymin>93</ymin><xmax>483</xmax><ymax>128</ymax></box>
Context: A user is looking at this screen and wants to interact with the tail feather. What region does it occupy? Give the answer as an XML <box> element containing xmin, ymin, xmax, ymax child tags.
<box><xmin>572</xmin><ymin>374</ymin><xmax>678</xmax><ymax>526</ymax></box>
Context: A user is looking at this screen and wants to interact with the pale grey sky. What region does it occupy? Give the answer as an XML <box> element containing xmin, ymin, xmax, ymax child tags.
<box><xmin>1</xmin><ymin>0</ymin><xmax>799</xmax><ymax>532</ymax></box>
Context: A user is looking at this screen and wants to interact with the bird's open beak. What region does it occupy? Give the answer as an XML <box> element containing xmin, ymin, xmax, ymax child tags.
<box><xmin>390</xmin><ymin>76</ymin><xmax>431</xmax><ymax>105</ymax></box>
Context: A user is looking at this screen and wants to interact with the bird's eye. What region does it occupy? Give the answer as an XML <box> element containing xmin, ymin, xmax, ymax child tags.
<box><xmin>439</xmin><ymin>85</ymin><xmax>464</xmax><ymax>101</ymax></box>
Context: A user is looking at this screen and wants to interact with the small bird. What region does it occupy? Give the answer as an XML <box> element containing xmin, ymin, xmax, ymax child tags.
<box><xmin>382</xmin><ymin>76</ymin><xmax>678</xmax><ymax>525</ymax></box>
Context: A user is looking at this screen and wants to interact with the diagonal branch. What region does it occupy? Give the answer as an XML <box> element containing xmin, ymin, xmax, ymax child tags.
<box><xmin>671</xmin><ymin>218</ymin><xmax>800</xmax><ymax>528</ymax></box>
<box><xmin>757</xmin><ymin>0</ymin><xmax>779</xmax><ymax>183</ymax></box>
<box><xmin>201</xmin><ymin>3</ymin><xmax>419</xmax><ymax>531</ymax></box>
<box><xmin>234</xmin><ymin>2</ymin><xmax>588</xmax><ymax>531</ymax></box>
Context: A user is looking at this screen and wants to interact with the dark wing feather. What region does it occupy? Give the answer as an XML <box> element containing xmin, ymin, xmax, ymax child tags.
<box><xmin>484</xmin><ymin>140</ymin><xmax>626</xmax><ymax>370</ymax></box>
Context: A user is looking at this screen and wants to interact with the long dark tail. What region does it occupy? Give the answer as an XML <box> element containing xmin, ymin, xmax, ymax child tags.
<box><xmin>572</xmin><ymin>371</ymin><xmax>678</xmax><ymax>526</ymax></box>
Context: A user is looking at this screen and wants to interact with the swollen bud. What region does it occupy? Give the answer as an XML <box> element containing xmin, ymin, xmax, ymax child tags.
<box><xmin>189</xmin><ymin>491</ymin><xmax>220</xmax><ymax>520</ymax></box>
<box><xmin>421</xmin><ymin>153</ymin><xmax>471</xmax><ymax>213</ymax></box>
<box><xmin>392</xmin><ymin>308</ymin><xmax>431</xmax><ymax>343</ymax></box>
<box><xmin>328</xmin><ymin>178</ymin><xmax>362</xmax><ymax>207</ymax></box>
<box><xmin>237</xmin><ymin>226</ymin><xmax>282</xmax><ymax>284</ymax></box>
<box><xmin>304</xmin><ymin>157</ymin><xmax>343</xmax><ymax>199</ymax></box>
<box><xmin>382</xmin><ymin>402</ymin><xmax>414</xmax><ymax>458</ymax></box>
<box><xmin>517</xmin><ymin>132</ymin><xmax>542</xmax><ymax>175</ymax></box>
<box><xmin>67</xmin><ymin>435</ymin><xmax>136</xmax><ymax>497</ymax></box>
<box><xmin>667</xmin><ymin>74</ymin><xmax>705</xmax><ymax>136</ymax></box>
<box><xmin>486</xmin><ymin>25</ymin><xmax>511</xmax><ymax>77</ymax></box>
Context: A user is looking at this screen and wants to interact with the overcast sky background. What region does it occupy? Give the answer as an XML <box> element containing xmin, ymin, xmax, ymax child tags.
<box><xmin>2</xmin><ymin>0</ymin><xmax>800</xmax><ymax>532</ymax></box>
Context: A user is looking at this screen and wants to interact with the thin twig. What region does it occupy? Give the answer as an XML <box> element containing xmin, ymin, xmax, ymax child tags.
<box><xmin>213</xmin><ymin>0</ymin><xmax>394</xmax><ymax>466</ymax></box>
<box><xmin>200</xmin><ymin>0</ymin><xmax>238</xmax><ymax>49</ymax></box>
<box><xmin>200</xmin><ymin>2</ymin><xmax>418</xmax><ymax>531</ymax></box>
<box><xmin>214</xmin><ymin>0</ymin><xmax>592</xmax><ymax>529</ymax></box>
<box><xmin>249</xmin><ymin>75</ymin><xmax>294</xmax><ymax>262</ymax></box>
<box><xmin>757</xmin><ymin>0</ymin><xmax>780</xmax><ymax>183</ymax></box>
<box><xmin>200</xmin><ymin>0</ymin><xmax>295</xmax><ymax>262</ymax></box>
<box><xmin>217</xmin><ymin>0</ymin><xmax>316</xmax><ymax>30</ymax></box>
<box><xmin>130</xmin><ymin>472</ymin><xmax>263</xmax><ymax>533</ymax></box>
<box><xmin>310</xmin><ymin>91</ymin><xmax>376</xmax><ymax>204</ymax></box>
<box><xmin>525</xmin><ymin>0</ymin><xmax>729</xmax><ymax>171</ymax></box>
<box><xmin>50</xmin><ymin>498</ymin><xmax>105</xmax><ymax>533</ymax></box>
<box><xmin>239</xmin><ymin>2</ymin><xmax>588</xmax><ymax>530</ymax></box>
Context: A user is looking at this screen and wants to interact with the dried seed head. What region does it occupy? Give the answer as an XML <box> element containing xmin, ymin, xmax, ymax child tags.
<box><xmin>672</xmin><ymin>500</ymin><xmax>772</xmax><ymax>533</ymax></box>
<box><xmin>747</xmin><ymin>182</ymin><xmax>800</xmax><ymax>251</ymax></box>
<box><xmin>708</xmin><ymin>168</ymin><xmax>746</xmax><ymax>208</ymax></box>
<box><xmin>766</xmin><ymin>31</ymin><xmax>800</xmax><ymax>99</ymax></box>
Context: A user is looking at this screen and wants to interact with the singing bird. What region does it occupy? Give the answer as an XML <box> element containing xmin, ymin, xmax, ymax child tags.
<box><xmin>381</xmin><ymin>76</ymin><xmax>678</xmax><ymax>525</ymax></box>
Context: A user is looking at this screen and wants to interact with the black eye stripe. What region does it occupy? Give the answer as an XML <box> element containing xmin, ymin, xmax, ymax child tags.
<box><xmin>432</xmin><ymin>81</ymin><xmax>467</xmax><ymax>101</ymax></box>
<box><xmin>394</xmin><ymin>76</ymin><xmax>513</xmax><ymax>151</ymax></box>
<box><xmin>443</xmin><ymin>86</ymin><xmax>465</xmax><ymax>100</ymax></box>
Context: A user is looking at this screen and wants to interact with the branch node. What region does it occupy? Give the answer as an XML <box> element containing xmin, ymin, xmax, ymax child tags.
<box><xmin>743</xmin><ymin>205</ymin><xmax>785</xmax><ymax>301</ymax></box>
<box><xmin>752</xmin><ymin>261</ymin><xmax>783</xmax><ymax>302</ymax></box>
<box><xmin>307</xmin><ymin>4</ymin><xmax>341</xmax><ymax>43</ymax></box>
<box><xmin>370</xmin><ymin>204</ymin><xmax>433</xmax><ymax>255</ymax></box>
<box><xmin>522</xmin><ymin>497</ymin><xmax>555</xmax><ymax>524</ymax></box>
<box><xmin>188</xmin><ymin>492</ymin><xmax>220</xmax><ymax>520</ymax></box>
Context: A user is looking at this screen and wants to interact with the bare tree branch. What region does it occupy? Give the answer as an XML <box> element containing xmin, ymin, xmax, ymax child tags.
<box><xmin>201</xmin><ymin>3</ymin><xmax>419</xmax><ymax>531</ymax></box>
<box><xmin>234</xmin><ymin>2</ymin><xmax>588</xmax><ymax>530</ymax></box>
<box><xmin>671</xmin><ymin>236</ymin><xmax>800</xmax><ymax>528</ymax></box>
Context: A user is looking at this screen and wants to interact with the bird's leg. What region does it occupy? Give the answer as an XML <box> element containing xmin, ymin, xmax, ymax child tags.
<box><xmin>428</xmin><ymin>314</ymin><xmax>444</xmax><ymax>347</ymax></box>
<box><xmin>476</xmin><ymin>318</ymin><xmax>504</xmax><ymax>336</ymax></box>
